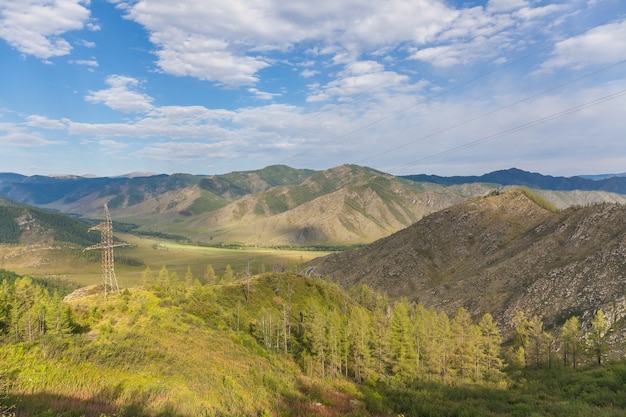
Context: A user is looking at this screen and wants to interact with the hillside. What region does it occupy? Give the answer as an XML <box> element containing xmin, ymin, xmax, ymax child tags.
<box><xmin>0</xmin><ymin>197</ymin><xmax>99</xmax><ymax>246</ymax></box>
<box><xmin>309</xmin><ymin>189</ymin><xmax>626</xmax><ymax>339</ymax></box>
<box><xmin>4</xmin><ymin>265</ymin><xmax>626</xmax><ymax>416</ymax></box>
<box><xmin>177</xmin><ymin>164</ymin><xmax>481</xmax><ymax>245</ymax></box>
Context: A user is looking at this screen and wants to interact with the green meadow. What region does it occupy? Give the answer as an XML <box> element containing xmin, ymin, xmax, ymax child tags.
<box><xmin>0</xmin><ymin>233</ymin><xmax>332</xmax><ymax>288</ymax></box>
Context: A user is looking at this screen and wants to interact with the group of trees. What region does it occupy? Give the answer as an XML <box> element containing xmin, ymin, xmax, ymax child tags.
<box><xmin>511</xmin><ymin>310</ymin><xmax>613</xmax><ymax>369</ymax></box>
<box><xmin>0</xmin><ymin>273</ymin><xmax>77</xmax><ymax>344</ymax></box>
<box><xmin>297</xmin><ymin>296</ymin><xmax>504</xmax><ymax>384</ymax></box>
<box><xmin>0</xmin><ymin>263</ymin><xmax>620</xmax><ymax>391</ymax></box>
<box><xmin>137</xmin><ymin>263</ymin><xmax>621</xmax><ymax>386</ymax></box>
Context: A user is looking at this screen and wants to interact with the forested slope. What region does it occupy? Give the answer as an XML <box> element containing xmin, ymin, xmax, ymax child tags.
<box><xmin>1</xmin><ymin>267</ymin><xmax>625</xmax><ymax>416</ymax></box>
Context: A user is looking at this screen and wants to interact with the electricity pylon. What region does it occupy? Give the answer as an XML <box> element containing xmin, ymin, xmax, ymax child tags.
<box><xmin>85</xmin><ymin>203</ymin><xmax>128</xmax><ymax>297</ymax></box>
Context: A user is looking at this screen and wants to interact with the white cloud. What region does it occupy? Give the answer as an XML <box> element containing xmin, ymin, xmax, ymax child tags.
<box><xmin>69</xmin><ymin>59</ymin><xmax>98</xmax><ymax>67</ymax></box>
<box><xmin>0</xmin><ymin>0</ymin><xmax>91</xmax><ymax>59</ymax></box>
<box><xmin>539</xmin><ymin>19</ymin><xmax>626</xmax><ymax>72</ymax></box>
<box><xmin>488</xmin><ymin>0</ymin><xmax>529</xmax><ymax>13</ymax></box>
<box><xmin>26</xmin><ymin>115</ymin><xmax>67</xmax><ymax>129</ymax></box>
<box><xmin>119</xmin><ymin>0</ymin><xmax>461</xmax><ymax>85</ymax></box>
<box><xmin>248</xmin><ymin>88</ymin><xmax>281</xmax><ymax>101</ymax></box>
<box><xmin>301</xmin><ymin>69</ymin><xmax>320</xmax><ymax>78</ymax></box>
<box><xmin>0</xmin><ymin>122</ymin><xmax>60</xmax><ymax>147</ymax></box>
<box><xmin>76</xmin><ymin>39</ymin><xmax>96</xmax><ymax>48</ymax></box>
<box><xmin>85</xmin><ymin>75</ymin><xmax>154</xmax><ymax>112</ymax></box>
<box><xmin>134</xmin><ymin>141</ymin><xmax>234</xmax><ymax>162</ymax></box>
<box><xmin>306</xmin><ymin>60</ymin><xmax>414</xmax><ymax>102</ymax></box>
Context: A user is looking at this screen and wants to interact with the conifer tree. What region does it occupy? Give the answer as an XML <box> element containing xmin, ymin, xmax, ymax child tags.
<box><xmin>371</xmin><ymin>305</ymin><xmax>391</xmax><ymax>375</ymax></box>
<box><xmin>512</xmin><ymin>311</ymin><xmax>529</xmax><ymax>368</ymax></box>
<box><xmin>349</xmin><ymin>307</ymin><xmax>371</xmax><ymax>382</ymax></box>
<box><xmin>588</xmin><ymin>309</ymin><xmax>610</xmax><ymax>366</ymax></box>
<box><xmin>141</xmin><ymin>265</ymin><xmax>153</xmax><ymax>287</ymax></box>
<box><xmin>157</xmin><ymin>266</ymin><xmax>170</xmax><ymax>291</ymax></box>
<box><xmin>203</xmin><ymin>265</ymin><xmax>216</xmax><ymax>285</ymax></box>
<box><xmin>325</xmin><ymin>309</ymin><xmax>343</xmax><ymax>377</ymax></box>
<box><xmin>390</xmin><ymin>300</ymin><xmax>416</xmax><ymax>379</ymax></box>
<box><xmin>412</xmin><ymin>302</ymin><xmax>433</xmax><ymax>377</ymax></box>
<box><xmin>478</xmin><ymin>313</ymin><xmax>502</xmax><ymax>377</ymax></box>
<box><xmin>561</xmin><ymin>316</ymin><xmax>581</xmax><ymax>368</ymax></box>
<box><xmin>303</xmin><ymin>302</ymin><xmax>327</xmax><ymax>377</ymax></box>
<box><xmin>526</xmin><ymin>315</ymin><xmax>546</xmax><ymax>368</ymax></box>
<box><xmin>222</xmin><ymin>264</ymin><xmax>234</xmax><ymax>283</ymax></box>
<box><xmin>451</xmin><ymin>307</ymin><xmax>475</xmax><ymax>378</ymax></box>
<box><xmin>432</xmin><ymin>311</ymin><xmax>452</xmax><ymax>381</ymax></box>
<box><xmin>184</xmin><ymin>266</ymin><xmax>194</xmax><ymax>286</ymax></box>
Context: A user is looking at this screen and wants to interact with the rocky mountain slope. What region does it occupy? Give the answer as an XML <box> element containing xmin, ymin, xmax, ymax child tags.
<box><xmin>309</xmin><ymin>189</ymin><xmax>626</xmax><ymax>338</ymax></box>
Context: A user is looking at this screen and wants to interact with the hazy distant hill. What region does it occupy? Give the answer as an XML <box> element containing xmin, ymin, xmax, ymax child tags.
<box><xmin>402</xmin><ymin>167</ymin><xmax>626</xmax><ymax>193</ymax></box>
<box><xmin>309</xmin><ymin>189</ymin><xmax>626</xmax><ymax>338</ymax></box>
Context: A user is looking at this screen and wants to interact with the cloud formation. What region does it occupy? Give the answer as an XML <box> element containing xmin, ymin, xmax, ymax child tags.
<box><xmin>0</xmin><ymin>0</ymin><xmax>91</xmax><ymax>59</ymax></box>
<box><xmin>85</xmin><ymin>75</ymin><xmax>154</xmax><ymax>112</ymax></box>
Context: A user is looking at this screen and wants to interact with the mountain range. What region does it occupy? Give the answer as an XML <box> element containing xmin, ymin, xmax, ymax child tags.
<box><xmin>2</xmin><ymin>165</ymin><xmax>626</xmax><ymax>247</ymax></box>
<box><xmin>402</xmin><ymin>168</ymin><xmax>626</xmax><ymax>193</ymax></box>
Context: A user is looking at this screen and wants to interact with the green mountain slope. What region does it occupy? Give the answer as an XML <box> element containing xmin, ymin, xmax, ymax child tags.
<box><xmin>0</xmin><ymin>198</ymin><xmax>99</xmax><ymax>246</ymax></box>
<box><xmin>177</xmin><ymin>164</ymin><xmax>482</xmax><ymax>245</ymax></box>
<box><xmin>4</xmin><ymin>267</ymin><xmax>626</xmax><ymax>416</ymax></box>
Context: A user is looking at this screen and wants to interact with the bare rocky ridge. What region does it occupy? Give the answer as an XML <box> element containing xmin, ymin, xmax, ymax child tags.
<box><xmin>309</xmin><ymin>190</ymin><xmax>626</xmax><ymax>340</ymax></box>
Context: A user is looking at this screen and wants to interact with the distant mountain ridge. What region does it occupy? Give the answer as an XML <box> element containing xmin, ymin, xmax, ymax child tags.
<box><xmin>2</xmin><ymin>166</ymin><xmax>626</xmax><ymax>246</ymax></box>
<box><xmin>402</xmin><ymin>168</ymin><xmax>626</xmax><ymax>193</ymax></box>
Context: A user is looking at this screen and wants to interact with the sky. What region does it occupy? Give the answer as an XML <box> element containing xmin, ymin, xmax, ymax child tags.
<box><xmin>1</xmin><ymin>0</ymin><xmax>625</xmax><ymax>177</ymax></box>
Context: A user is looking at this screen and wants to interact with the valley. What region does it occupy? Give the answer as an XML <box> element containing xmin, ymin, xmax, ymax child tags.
<box><xmin>1</xmin><ymin>165</ymin><xmax>626</xmax><ymax>416</ymax></box>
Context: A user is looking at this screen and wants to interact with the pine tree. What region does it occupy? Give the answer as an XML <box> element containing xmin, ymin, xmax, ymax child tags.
<box><xmin>141</xmin><ymin>265</ymin><xmax>153</xmax><ymax>287</ymax></box>
<box><xmin>561</xmin><ymin>316</ymin><xmax>581</xmax><ymax>368</ymax></box>
<box><xmin>478</xmin><ymin>313</ymin><xmax>502</xmax><ymax>377</ymax></box>
<box><xmin>222</xmin><ymin>264</ymin><xmax>234</xmax><ymax>283</ymax></box>
<box><xmin>390</xmin><ymin>300</ymin><xmax>416</xmax><ymax>379</ymax></box>
<box><xmin>184</xmin><ymin>266</ymin><xmax>194</xmax><ymax>286</ymax></box>
<box><xmin>303</xmin><ymin>302</ymin><xmax>327</xmax><ymax>377</ymax></box>
<box><xmin>588</xmin><ymin>309</ymin><xmax>610</xmax><ymax>366</ymax></box>
<box><xmin>371</xmin><ymin>305</ymin><xmax>391</xmax><ymax>375</ymax></box>
<box><xmin>349</xmin><ymin>307</ymin><xmax>371</xmax><ymax>383</ymax></box>
<box><xmin>451</xmin><ymin>307</ymin><xmax>475</xmax><ymax>378</ymax></box>
<box><xmin>203</xmin><ymin>265</ymin><xmax>217</xmax><ymax>285</ymax></box>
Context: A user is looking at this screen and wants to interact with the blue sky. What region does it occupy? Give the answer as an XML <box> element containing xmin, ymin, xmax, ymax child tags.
<box><xmin>1</xmin><ymin>0</ymin><xmax>625</xmax><ymax>177</ymax></box>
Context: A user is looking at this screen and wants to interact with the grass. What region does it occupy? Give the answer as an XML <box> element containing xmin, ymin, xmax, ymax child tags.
<box><xmin>0</xmin><ymin>277</ymin><xmax>367</xmax><ymax>417</ymax></box>
<box><xmin>0</xmin><ymin>234</ymin><xmax>332</xmax><ymax>289</ymax></box>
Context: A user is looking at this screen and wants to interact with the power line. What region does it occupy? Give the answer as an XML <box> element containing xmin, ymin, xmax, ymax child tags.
<box><xmin>275</xmin><ymin>6</ymin><xmax>616</xmax><ymax>167</ymax></box>
<box><xmin>356</xmin><ymin>59</ymin><xmax>626</xmax><ymax>166</ymax></box>
<box><xmin>387</xmin><ymin>88</ymin><xmax>626</xmax><ymax>174</ymax></box>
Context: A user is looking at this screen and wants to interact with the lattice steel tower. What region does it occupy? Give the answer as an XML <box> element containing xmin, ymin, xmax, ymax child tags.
<box><xmin>85</xmin><ymin>203</ymin><xmax>128</xmax><ymax>296</ymax></box>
